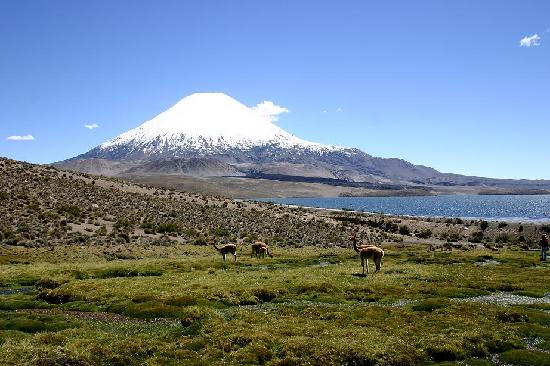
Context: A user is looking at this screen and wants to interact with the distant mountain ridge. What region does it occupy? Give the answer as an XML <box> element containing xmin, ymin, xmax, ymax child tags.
<box><xmin>56</xmin><ymin>93</ymin><xmax>550</xmax><ymax>192</ymax></box>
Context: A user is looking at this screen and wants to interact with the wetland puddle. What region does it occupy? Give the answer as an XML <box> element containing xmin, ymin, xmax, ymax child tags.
<box><xmin>220</xmin><ymin>292</ymin><xmax>550</xmax><ymax>318</ymax></box>
<box><xmin>218</xmin><ymin>298</ymin><xmax>415</xmax><ymax>317</ymax></box>
<box><xmin>474</xmin><ymin>259</ymin><xmax>501</xmax><ymax>267</ymax></box>
<box><xmin>0</xmin><ymin>287</ymin><xmax>34</xmax><ymax>295</ymax></box>
<box><xmin>452</xmin><ymin>292</ymin><xmax>550</xmax><ymax>305</ymax></box>
<box><xmin>15</xmin><ymin>309</ymin><xmax>180</xmax><ymax>326</ymax></box>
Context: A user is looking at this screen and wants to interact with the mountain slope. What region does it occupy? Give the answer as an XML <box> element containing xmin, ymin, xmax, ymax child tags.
<box><xmin>0</xmin><ymin>157</ymin><xmax>348</xmax><ymax>248</ymax></box>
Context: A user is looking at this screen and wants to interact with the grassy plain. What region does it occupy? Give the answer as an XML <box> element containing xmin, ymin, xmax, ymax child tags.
<box><xmin>0</xmin><ymin>243</ymin><xmax>549</xmax><ymax>365</ymax></box>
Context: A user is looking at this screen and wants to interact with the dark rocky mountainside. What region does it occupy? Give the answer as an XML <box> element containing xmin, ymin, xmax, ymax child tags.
<box><xmin>122</xmin><ymin>157</ymin><xmax>245</xmax><ymax>177</ymax></box>
<box><xmin>63</xmin><ymin>146</ymin><xmax>442</xmax><ymax>184</ymax></box>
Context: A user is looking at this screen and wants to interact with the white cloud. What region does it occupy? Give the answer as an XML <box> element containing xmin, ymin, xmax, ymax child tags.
<box><xmin>84</xmin><ymin>123</ymin><xmax>99</xmax><ymax>130</ymax></box>
<box><xmin>253</xmin><ymin>101</ymin><xmax>289</xmax><ymax>122</ymax></box>
<box><xmin>6</xmin><ymin>134</ymin><xmax>35</xmax><ymax>141</ymax></box>
<box><xmin>520</xmin><ymin>33</ymin><xmax>541</xmax><ymax>47</ymax></box>
<box><xmin>336</xmin><ymin>107</ymin><xmax>343</xmax><ymax>113</ymax></box>
<box><xmin>321</xmin><ymin>110</ymin><xmax>327</xmax><ymax>113</ymax></box>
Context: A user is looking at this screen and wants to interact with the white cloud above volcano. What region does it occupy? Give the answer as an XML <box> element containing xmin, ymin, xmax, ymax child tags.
<box><xmin>253</xmin><ymin>101</ymin><xmax>289</xmax><ymax>122</ymax></box>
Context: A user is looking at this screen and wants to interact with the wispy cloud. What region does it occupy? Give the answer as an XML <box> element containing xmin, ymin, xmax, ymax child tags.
<box><xmin>336</xmin><ymin>107</ymin><xmax>343</xmax><ymax>113</ymax></box>
<box><xmin>520</xmin><ymin>33</ymin><xmax>541</xmax><ymax>47</ymax></box>
<box><xmin>253</xmin><ymin>101</ymin><xmax>289</xmax><ymax>122</ymax></box>
<box><xmin>84</xmin><ymin>123</ymin><xmax>99</xmax><ymax>130</ymax></box>
<box><xmin>6</xmin><ymin>134</ymin><xmax>35</xmax><ymax>141</ymax></box>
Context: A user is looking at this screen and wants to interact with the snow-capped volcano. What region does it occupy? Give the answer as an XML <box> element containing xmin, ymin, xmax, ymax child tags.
<box><xmin>92</xmin><ymin>93</ymin><xmax>344</xmax><ymax>159</ymax></box>
<box><xmin>56</xmin><ymin>93</ymin><xmax>550</xmax><ymax>193</ymax></box>
<box><xmin>62</xmin><ymin>92</ymin><xmax>447</xmax><ymax>185</ymax></box>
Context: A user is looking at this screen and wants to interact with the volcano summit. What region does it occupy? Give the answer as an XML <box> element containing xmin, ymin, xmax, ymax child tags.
<box><xmin>85</xmin><ymin>93</ymin><xmax>345</xmax><ymax>160</ymax></box>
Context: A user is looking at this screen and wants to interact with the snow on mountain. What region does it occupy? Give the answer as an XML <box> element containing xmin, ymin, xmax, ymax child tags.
<box><xmin>64</xmin><ymin>92</ymin><xmax>448</xmax><ymax>185</ymax></box>
<box><xmin>95</xmin><ymin>93</ymin><xmax>345</xmax><ymax>158</ymax></box>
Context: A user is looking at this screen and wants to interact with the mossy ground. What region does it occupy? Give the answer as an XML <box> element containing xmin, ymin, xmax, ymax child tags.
<box><xmin>0</xmin><ymin>244</ymin><xmax>549</xmax><ymax>365</ymax></box>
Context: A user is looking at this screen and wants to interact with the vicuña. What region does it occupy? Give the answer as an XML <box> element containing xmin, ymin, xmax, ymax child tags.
<box><xmin>251</xmin><ymin>241</ymin><xmax>273</xmax><ymax>258</ymax></box>
<box><xmin>212</xmin><ymin>243</ymin><xmax>237</xmax><ymax>262</ymax></box>
<box><xmin>351</xmin><ymin>233</ymin><xmax>384</xmax><ymax>275</ymax></box>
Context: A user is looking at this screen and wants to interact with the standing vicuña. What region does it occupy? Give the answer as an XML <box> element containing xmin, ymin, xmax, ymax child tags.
<box><xmin>251</xmin><ymin>241</ymin><xmax>273</xmax><ymax>258</ymax></box>
<box><xmin>212</xmin><ymin>243</ymin><xmax>237</xmax><ymax>262</ymax></box>
<box><xmin>351</xmin><ymin>233</ymin><xmax>384</xmax><ymax>274</ymax></box>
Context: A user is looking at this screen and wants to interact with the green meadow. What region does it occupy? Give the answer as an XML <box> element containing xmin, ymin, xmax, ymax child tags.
<box><xmin>0</xmin><ymin>244</ymin><xmax>549</xmax><ymax>365</ymax></box>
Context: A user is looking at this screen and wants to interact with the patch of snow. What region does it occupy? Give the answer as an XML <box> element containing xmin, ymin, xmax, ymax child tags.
<box><xmin>99</xmin><ymin>93</ymin><xmax>346</xmax><ymax>155</ymax></box>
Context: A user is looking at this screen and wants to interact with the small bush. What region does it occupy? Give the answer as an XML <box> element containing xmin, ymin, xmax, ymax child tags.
<box><xmin>444</xmin><ymin>232</ymin><xmax>461</xmax><ymax>242</ymax></box>
<box><xmin>469</xmin><ymin>231</ymin><xmax>484</xmax><ymax>243</ymax></box>
<box><xmin>96</xmin><ymin>225</ymin><xmax>107</xmax><ymax>236</ymax></box>
<box><xmin>416</xmin><ymin>228</ymin><xmax>432</xmax><ymax>239</ymax></box>
<box><xmin>426</xmin><ymin>343</ymin><xmax>465</xmax><ymax>362</ymax></box>
<box><xmin>399</xmin><ymin>225</ymin><xmax>410</xmax><ymax>236</ymax></box>
<box><xmin>194</xmin><ymin>234</ymin><xmax>207</xmax><ymax>246</ymax></box>
<box><xmin>179</xmin><ymin>306</ymin><xmax>216</xmax><ymax>336</ymax></box>
<box><xmin>479</xmin><ymin>221</ymin><xmax>489</xmax><ymax>231</ymax></box>
<box><xmin>118</xmin><ymin>232</ymin><xmax>130</xmax><ymax>243</ymax></box>
<box><xmin>2</xmin><ymin>226</ymin><xmax>16</xmax><ymax>240</ymax></box>
<box><xmin>213</xmin><ymin>226</ymin><xmax>230</xmax><ymax>237</ymax></box>
<box><xmin>36</xmin><ymin>278</ymin><xmax>63</xmax><ymax>289</ymax></box>
<box><xmin>498</xmin><ymin>311</ymin><xmax>528</xmax><ymax>323</ymax></box>
<box><xmin>495</xmin><ymin>234</ymin><xmax>510</xmax><ymax>244</ymax></box>
<box><xmin>141</xmin><ymin>222</ymin><xmax>156</xmax><ymax>234</ymax></box>
<box><xmin>384</xmin><ymin>221</ymin><xmax>399</xmax><ymax>233</ymax></box>
<box><xmin>114</xmin><ymin>218</ymin><xmax>134</xmax><ymax>230</ymax></box>
<box><xmin>157</xmin><ymin>222</ymin><xmax>182</xmax><ymax>234</ymax></box>
<box><xmin>37</xmin><ymin>290</ymin><xmax>76</xmax><ymax>304</ymax></box>
<box><xmin>253</xmin><ymin>288</ymin><xmax>278</xmax><ymax>302</ymax></box>
<box><xmin>57</xmin><ymin>204</ymin><xmax>81</xmax><ymax>217</ymax></box>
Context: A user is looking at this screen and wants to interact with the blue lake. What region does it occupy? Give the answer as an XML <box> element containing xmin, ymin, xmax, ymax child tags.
<box><xmin>258</xmin><ymin>195</ymin><xmax>550</xmax><ymax>222</ymax></box>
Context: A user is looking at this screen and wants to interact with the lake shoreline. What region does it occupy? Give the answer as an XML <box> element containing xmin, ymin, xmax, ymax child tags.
<box><xmin>256</xmin><ymin>194</ymin><xmax>550</xmax><ymax>223</ymax></box>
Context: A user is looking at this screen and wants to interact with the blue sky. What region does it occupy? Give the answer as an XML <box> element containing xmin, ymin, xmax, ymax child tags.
<box><xmin>1</xmin><ymin>0</ymin><xmax>549</xmax><ymax>179</ymax></box>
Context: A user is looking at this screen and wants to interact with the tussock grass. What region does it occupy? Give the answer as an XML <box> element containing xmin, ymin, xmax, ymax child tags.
<box><xmin>0</xmin><ymin>244</ymin><xmax>549</xmax><ymax>365</ymax></box>
<box><xmin>500</xmin><ymin>349</ymin><xmax>550</xmax><ymax>366</ymax></box>
<box><xmin>0</xmin><ymin>313</ymin><xmax>78</xmax><ymax>334</ymax></box>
